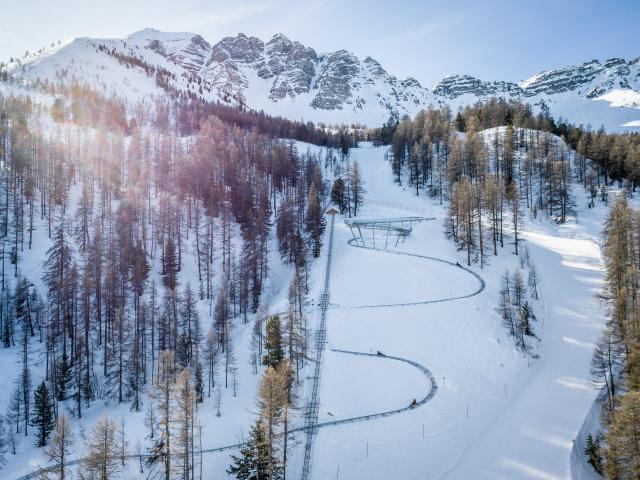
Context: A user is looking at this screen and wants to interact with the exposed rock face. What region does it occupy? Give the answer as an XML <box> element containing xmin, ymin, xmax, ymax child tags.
<box><xmin>434</xmin><ymin>75</ymin><xmax>523</xmax><ymax>99</ymax></box>
<box><xmin>312</xmin><ymin>50</ymin><xmax>360</xmax><ymax>109</ymax></box>
<box><xmin>522</xmin><ymin>58</ymin><xmax>640</xmax><ymax>99</ymax></box>
<box><xmin>122</xmin><ymin>31</ymin><xmax>432</xmax><ymax>117</ymax></box>
<box><xmin>212</xmin><ymin>33</ymin><xmax>264</xmax><ymax>64</ymax></box>
<box><xmin>262</xmin><ymin>34</ymin><xmax>317</xmax><ymax>100</ymax></box>
<box><xmin>524</xmin><ymin>61</ymin><xmax>604</xmax><ymax>97</ymax></box>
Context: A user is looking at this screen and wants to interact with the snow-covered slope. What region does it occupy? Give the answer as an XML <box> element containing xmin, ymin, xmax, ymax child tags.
<box><xmin>306</xmin><ymin>137</ymin><xmax>607</xmax><ymax>479</ymax></box>
<box><xmin>0</xmin><ymin>125</ymin><xmax>611</xmax><ymax>479</ymax></box>
<box><xmin>5</xmin><ymin>28</ymin><xmax>640</xmax><ymax>131</ymax></box>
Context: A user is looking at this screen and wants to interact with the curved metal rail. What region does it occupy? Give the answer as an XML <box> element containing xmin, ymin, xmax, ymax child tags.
<box><xmin>342</xmin><ymin>239</ymin><xmax>486</xmax><ymax>309</ymax></box>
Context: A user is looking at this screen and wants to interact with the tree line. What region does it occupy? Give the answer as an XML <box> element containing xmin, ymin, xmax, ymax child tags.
<box><xmin>384</xmin><ymin>102</ymin><xmax>584</xmax><ymax>268</ymax></box>
<box><xmin>588</xmin><ymin>196</ymin><xmax>640</xmax><ymax>477</ymax></box>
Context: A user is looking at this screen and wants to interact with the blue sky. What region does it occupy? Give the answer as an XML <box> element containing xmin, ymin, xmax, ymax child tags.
<box><xmin>1</xmin><ymin>0</ymin><xmax>638</xmax><ymax>87</ymax></box>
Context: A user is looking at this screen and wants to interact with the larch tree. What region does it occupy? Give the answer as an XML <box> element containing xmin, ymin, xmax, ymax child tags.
<box><xmin>45</xmin><ymin>413</ymin><xmax>74</xmax><ymax>480</ymax></box>
<box><xmin>349</xmin><ymin>160</ymin><xmax>365</xmax><ymax>217</ymax></box>
<box><xmin>80</xmin><ymin>416</ymin><xmax>123</xmax><ymax>480</ymax></box>
<box><xmin>256</xmin><ymin>365</ymin><xmax>288</xmax><ymax>480</ymax></box>
<box><xmin>174</xmin><ymin>368</ymin><xmax>198</xmax><ymax>480</ymax></box>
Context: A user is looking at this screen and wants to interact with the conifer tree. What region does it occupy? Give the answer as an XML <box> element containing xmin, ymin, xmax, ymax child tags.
<box><xmin>349</xmin><ymin>160</ymin><xmax>365</xmax><ymax>217</ymax></box>
<box><xmin>227</xmin><ymin>421</ymin><xmax>269</xmax><ymax>480</ymax></box>
<box><xmin>584</xmin><ymin>434</ymin><xmax>603</xmax><ymax>474</ymax></box>
<box><xmin>80</xmin><ymin>416</ymin><xmax>123</xmax><ymax>480</ymax></box>
<box><xmin>46</xmin><ymin>413</ymin><xmax>74</xmax><ymax>480</ymax></box>
<box><xmin>56</xmin><ymin>349</ymin><xmax>71</xmax><ymax>401</ymax></box>
<box><xmin>263</xmin><ymin>316</ymin><xmax>284</xmax><ymax>369</ymax></box>
<box><xmin>519</xmin><ymin>302</ymin><xmax>536</xmax><ymax>339</ymax></box>
<box><xmin>176</xmin><ymin>332</ymin><xmax>192</xmax><ymax>369</ymax></box>
<box><xmin>31</xmin><ymin>381</ymin><xmax>54</xmax><ymax>447</ymax></box>
<box><xmin>149</xmin><ymin>350</ymin><xmax>175</xmax><ymax>480</ymax></box>
<box><xmin>605</xmin><ymin>391</ymin><xmax>640</xmax><ymax>477</ymax></box>
<box><xmin>305</xmin><ymin>183</ymin><xmax>325</xmax><ymax>258</ymax></box>
<box><xmin>330</xmin><ymin>178</ymin><xmax>346</xmax><ymax>214</ymax></box>
<box><xmin>194</xmin><ymin>363</ymin><xmax>204</xmax><ymax>404</ymax></box>
<box><xmin>256</xmin><ymin>366</ymin><xmax>287</xmax><ymax>480</ymax></box>
<box><xmin>174</xmin><ymin>368</ymin><xmax>197</xmax><ymax>480</ymax></box>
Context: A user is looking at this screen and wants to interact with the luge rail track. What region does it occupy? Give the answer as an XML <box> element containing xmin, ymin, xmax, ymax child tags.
<box><xmin>300</xmin><ymin>213</ymin><xmax>336</xmax><ymax>480</ymax></box>
<box><xmin>344</xmin><ymin>238</ymin><xmax>486</xmax><ymax>309</ymax></box>
<box><xmin>314</xmin><ymin>349</ymin><xmax>438</xmax><ymax>426</ymax></box>
<box><xmin>14</xmin><ymin>215</ymin><xmax>487</xmax><ymax>480</ymax></box>
<box><xmin>14</xmin><ymin>348</ymin><xmax>438</xmax><ymax>480</ymax></box>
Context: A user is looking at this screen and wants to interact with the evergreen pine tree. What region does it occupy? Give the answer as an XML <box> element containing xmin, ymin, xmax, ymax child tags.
<box><xmin>31</xmin><ymin>381</ymin><xmax>54</xmax><ymax>447</ymax></box>
<box><xmin>519</xmin><ymin>302</ymin><xmax>536</xmax><ymax>337</ymax></box>
<box><xmin>176</xmin><ymin>331</ymin><xmax>192</xmax><ymax>368</ymax></box>
<box><xmin>584</xmin><ymin>434</ymin><xmax>603</xmax><ymax>474</ymax></box>
<box><xmin>227</xmin><ymin>421</ymin><xmax>270</xmax><ymax>480</ymax></box>
<box><xmin>305</xmin><ymin>183</ymin><xmax>325</xmax><ymax>258</ymax></box>
<box><xmin>194</xmin><ymin>363</ymin><xmax>204</xmax><ymax>404</ymax></box>
<box><xmin>330</xmin><ymin>178</ymin><xmax>346</xmax><ymax>214</ymax></box>
<box><xmin>161</xmin><ymin>238</ymin><xmax>179</xmax><ymax>292</ymax></box>
<box><xmin>263</xmin><ymin>316</ymin><xmax>284</xmax><ymax>369</ymax></box>
<box><xmin>57</xmin><ymin>349</ymin><xmax>72</xmax><ymax>401</ymax></box>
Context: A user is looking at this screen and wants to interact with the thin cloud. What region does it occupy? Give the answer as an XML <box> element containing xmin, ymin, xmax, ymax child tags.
<box><xmin>394</xmin><ymin>16</ymin><xmax>464</xmax><ymax>42</ymax></box>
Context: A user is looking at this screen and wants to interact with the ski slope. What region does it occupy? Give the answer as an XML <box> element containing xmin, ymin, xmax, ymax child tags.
<box><xmin>304</xmin><ymin>141</ymin><xmax>606</xmax><ymax>479</ymax></box>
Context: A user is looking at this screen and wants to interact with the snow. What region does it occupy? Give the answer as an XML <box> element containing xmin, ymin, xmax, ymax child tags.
<box><xmin>596</xmin><ymin>88</ymin><xmax>640</xmax><ymax>109</ymax></box>
<box><xmin>519</xmin><ymin>72</ymin><xmax>548</xmax><ymax>89</ymax></box>
<box><xmin>329</xmin><ymin>244</ymin><xmax>478</xmax><ymax>307</ymax></box>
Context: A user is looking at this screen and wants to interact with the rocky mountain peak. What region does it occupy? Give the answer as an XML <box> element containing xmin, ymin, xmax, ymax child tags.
<box><xmin>434</xmin><ymin>74</ymin><xmax>522</xmax><ymax>99</ymax></box>
<box><xmin>212</xmin><ymin>34</ymin><xmax>264</xmax><ymax>64</ymax></box>
<box><xmin>7</xmin><ymin>28</ymin><xmax>639</xmax><ymax>129</ymax></box>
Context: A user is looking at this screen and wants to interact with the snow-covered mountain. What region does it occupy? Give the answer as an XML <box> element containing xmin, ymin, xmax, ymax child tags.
<box><xmin>5</xmin><ymin>28</ymin><xmax>640</xmax><ymax>130</ymax></box>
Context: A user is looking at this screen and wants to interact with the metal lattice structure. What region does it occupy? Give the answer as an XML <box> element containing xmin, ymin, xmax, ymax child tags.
<box><xmin>345</xmin><ymin>216</ymin><xmax>435</xmax><ymax>249</ymax></box>
<box><xmin>300</xmin><ymin>213</ymin><xmax>336</xmax><ymax>480</ymax></box>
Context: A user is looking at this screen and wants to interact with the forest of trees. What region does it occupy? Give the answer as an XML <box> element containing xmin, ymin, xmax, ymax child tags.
<box><xmin>587</xmin><ymin>197</ymin><xmax>640</xmax><ymax>477</ymax></box>
<box><xmin>378</xmin><ymin>98</ymin><xmax>640</xmax><ymax>186</ymax></box>
<box><xmin>0</xmin><ymin>79</ymin><xmax>347</xmax><ymax>478</ymax></box>
<box><xmin>386</xmin><ymin>102</ymin><xmax>582</xmax><ymax>270</ymax></box>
